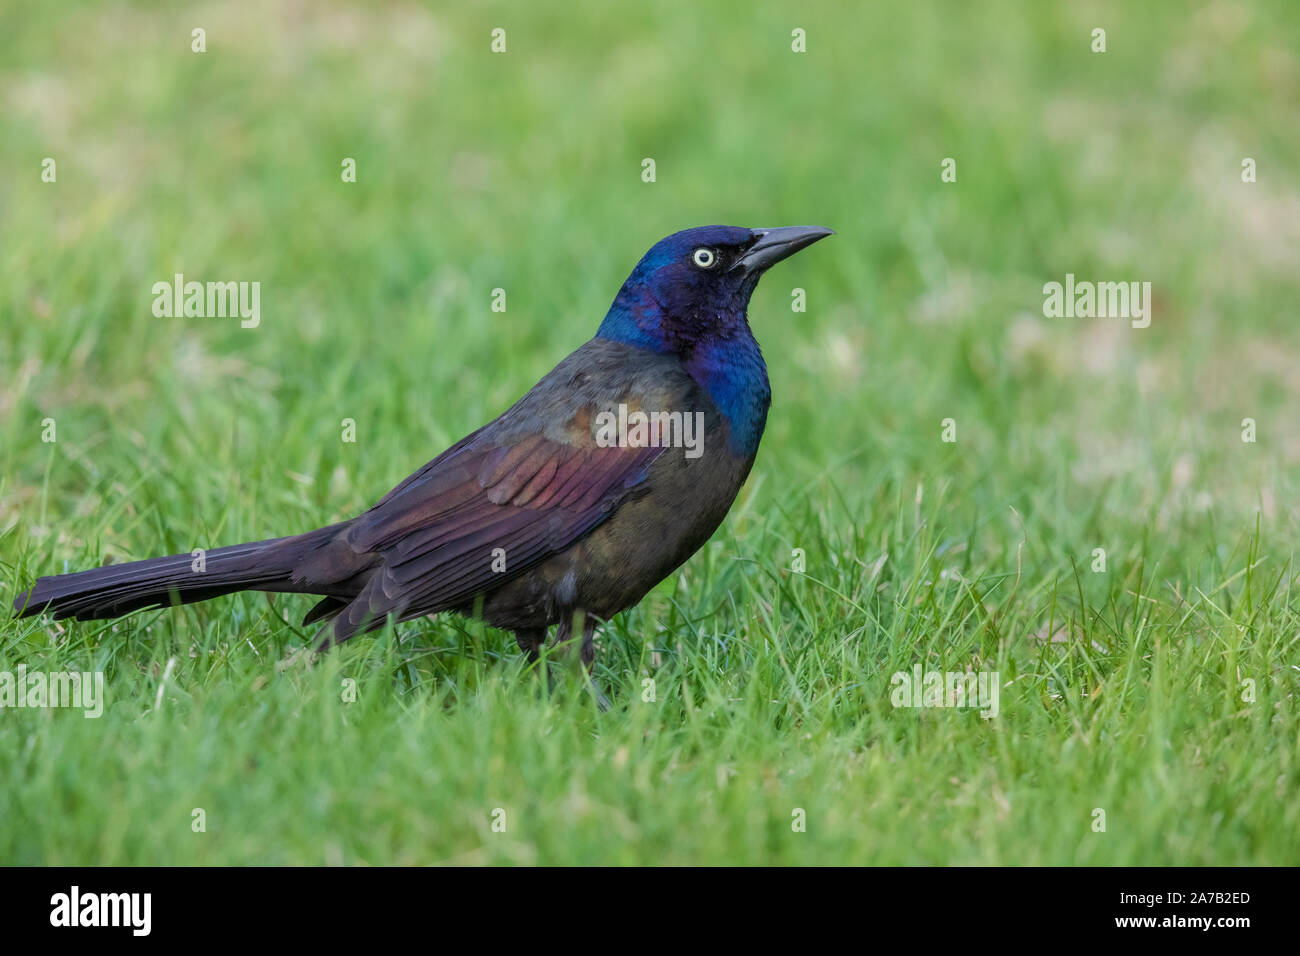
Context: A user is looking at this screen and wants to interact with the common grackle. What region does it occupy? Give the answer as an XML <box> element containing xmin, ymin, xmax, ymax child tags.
<box><xmin>14</xmin><ymin>225</ymin><xmax>833</xmax><ymax>686</ymax></box>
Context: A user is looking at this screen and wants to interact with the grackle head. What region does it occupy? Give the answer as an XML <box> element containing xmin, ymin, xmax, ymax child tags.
<box><xmin>598</xmin><ymin>224</ymin><xmax>833</xmax><ymax>353</ymax></box>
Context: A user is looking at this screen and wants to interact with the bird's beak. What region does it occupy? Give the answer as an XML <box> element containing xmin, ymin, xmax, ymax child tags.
<box><xmin>733</xmin><ymin>225</ymin><xmax>834</xmax><ymax>273</ymax></box>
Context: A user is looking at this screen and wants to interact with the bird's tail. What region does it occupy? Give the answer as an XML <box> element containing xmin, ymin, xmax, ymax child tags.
<box><xmin>12</xmin><ymin>524</ymin><xmax>350</xmax><ymax>623</ymax></box>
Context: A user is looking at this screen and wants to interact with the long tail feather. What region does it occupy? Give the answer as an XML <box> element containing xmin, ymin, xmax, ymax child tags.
<box><xmin>12</xmin><ymin>526</ymin><xmax>348</xmax><ymax>623</ymax></box>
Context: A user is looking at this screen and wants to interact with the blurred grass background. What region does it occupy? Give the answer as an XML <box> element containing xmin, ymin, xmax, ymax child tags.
<box><xmin>1</xmin><ymin>0</ymin><xmax>1298</xmax><ymax>864</ymax></box>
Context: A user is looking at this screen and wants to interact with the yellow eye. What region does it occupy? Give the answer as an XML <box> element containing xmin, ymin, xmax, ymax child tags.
<box><xmin>692</xmin><ymin>248</ymin><xmax>717</xmax><ymax>269</ymax></box>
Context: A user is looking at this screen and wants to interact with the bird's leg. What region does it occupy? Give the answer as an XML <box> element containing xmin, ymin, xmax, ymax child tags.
<box><xmin>515</xmin><ymin>626</ymin><xmax>557</xmax><ymax>696</ymax></box>
<box><xmin>553</xmin><ymin>614</ymin><xmax>572</xmax><ymax>656</ymax></box>
<box><xmin>579</xmin><ymin>614</ymin><xmax>598</xmax><ymax>669</ymax></box>
<box><xmin>514</xmin><ymin>627</ymin><xmax>546</xmax><ymax>666</ymax></box>
<box><xmin>582</xmin><ymin>616</ymin><xmax>610</xmax><ymax>711</ymax></box>
<box><xmin>555</xmin><ymin>610</ymin><xmax>610</xmax><ymax>711</ymax></box>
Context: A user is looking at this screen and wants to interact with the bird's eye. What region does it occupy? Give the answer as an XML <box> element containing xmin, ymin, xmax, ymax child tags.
<box><xmin>692</xmin><ymin>248</ymin><xmax>717</xmax><ymax>269</ymax></box>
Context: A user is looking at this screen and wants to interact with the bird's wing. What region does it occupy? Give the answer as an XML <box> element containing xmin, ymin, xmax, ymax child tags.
<box><xmin>327</xmin><ymin>339</ymin><xmax>696</xmax><ymax>639</ymax></box>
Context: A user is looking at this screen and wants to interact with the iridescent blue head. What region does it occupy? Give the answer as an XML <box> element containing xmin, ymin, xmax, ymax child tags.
<box><xmin>596</xmin><ymin>225</ymin><xmax>834</xmax><ymax>354</ymax></box>
<box><xmin>595</xmin><ymin>224</ymin><xmax>833</xmax><ymax>458</ymax></box>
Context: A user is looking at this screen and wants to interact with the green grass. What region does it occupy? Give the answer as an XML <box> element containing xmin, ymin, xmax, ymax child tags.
<box><xmin>2</xmin><ymin>0</ymin><xmax>1299</xmax><ymax>864</ymax></box>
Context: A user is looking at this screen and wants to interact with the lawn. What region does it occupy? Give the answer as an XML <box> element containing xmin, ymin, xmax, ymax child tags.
<box><xmin>1</xmin><ymin>0</ymin><xmax>1298</xmax><ymax>865</ymax></box>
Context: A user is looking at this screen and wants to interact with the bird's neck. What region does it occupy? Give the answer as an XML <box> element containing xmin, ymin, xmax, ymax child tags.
<box><xmin>683</xmin><ymin>329</ymin><xmax>771</xmax><ymax>459</ymax></box>
<box><xmin>596</xmin><ymin>302</ymin><xmax>771</xmax><ymax>458</ymax></box>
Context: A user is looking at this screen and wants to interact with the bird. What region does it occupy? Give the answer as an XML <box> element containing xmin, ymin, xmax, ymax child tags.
<box><xmin>13</xmin><ymin>224</ymin><xmax>833</xmax><ymax>692</ymax></box>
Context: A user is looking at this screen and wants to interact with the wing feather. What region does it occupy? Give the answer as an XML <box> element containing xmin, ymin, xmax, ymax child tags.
<box><xmin>321</xmin><ymin>338</ymin><xmax>707</xmax><ymax>643</ymax></box>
